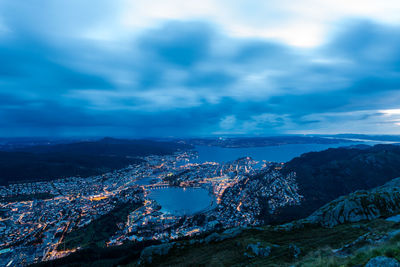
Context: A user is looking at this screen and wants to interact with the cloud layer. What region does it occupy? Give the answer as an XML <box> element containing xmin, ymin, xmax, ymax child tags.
<box><xmin>1</xmin><ymin>1</ymin><xmax>400</xmax><ymax>136</ymax></box>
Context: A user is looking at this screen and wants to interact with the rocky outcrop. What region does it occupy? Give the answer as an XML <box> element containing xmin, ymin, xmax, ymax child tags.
<box><xmin>289</xmin><ymin>244</ymin><xmax>301</xmax><ymax>259</ymax></box>
<box><xmin>333</xmin><ymin>232</ymin><xmax>391</xmax><ymax>255</ymax></box>
<box><xmin>245</xmin><ymin>242</ymin><xmax>271</xmax><ymax>257</ymax></box>
<box><xmin>365</xmin><ymin>256</ymin><xmax>400</xmax><ymax>267</ymax></box>
<box><xmin>305</xmin><ymin>178</ymin><xmax>400</xmax><ymax>227</ymax></box>
<box><xmin>204</xmin><ymin>227</ymin><xmax>242</xmax><ymax>244</ymax></box>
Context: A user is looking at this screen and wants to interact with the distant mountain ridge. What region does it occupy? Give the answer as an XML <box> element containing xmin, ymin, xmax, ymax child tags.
<box><xmin>14</xmin><ymin>137</ymin><xmax>191</xmax><ymax>157</ymax></box>
<box><xmin>326</xmin><ymin>134</ymin><xmax>400</xmax><ymax>142</ymax></box>
<box><xmin>184</xmin><ymin>136</ymin><xmax>352</xmax><ymax>148</ymax></box>
<box><xmin>0</xmin><ymin>138</ymin><xmax>191</xmax><ymax>185</ymax></box>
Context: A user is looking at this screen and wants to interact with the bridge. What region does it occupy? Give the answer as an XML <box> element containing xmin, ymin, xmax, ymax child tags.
<box><xmin>143</xmin><ymin>183</ymin><xmax>205</xmax><ymax>190</ymax></box>
<box><xmin>143</xmin><ymin>183</ymin><xmax>170</xmax><ymax>189</ymax></box>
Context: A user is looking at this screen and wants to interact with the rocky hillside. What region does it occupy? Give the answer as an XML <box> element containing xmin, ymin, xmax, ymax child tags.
<box><xmin>277</xmin><ymin>144</ymin><xmax>400</xmax><ymax>223</ymax></box>
<box><xmin>305</xmin><ymin>177</ymin><xmax>400</xmax><ymax>227</ymax></box>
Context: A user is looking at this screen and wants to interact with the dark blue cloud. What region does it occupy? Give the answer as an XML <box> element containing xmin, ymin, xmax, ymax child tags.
<box><xmin>328</xmin><ymin>20</ymin><xmax>400</xmax><ymax>66</ymax></box>
<box><xmin>1</xmin><ymin>11</ymin><xmax>400</xmax><ymax>136</ymax></box>
<box><xmin>233</xmin><ymin>40</ymin><xmax>293</xmax><ymax>66</ymax></box>
<box><xmin>0</xmin><ymin>34</ymin><xmax>112</xmax><ymax>96</ymax></box>
<box><xmin>138</xmin><ymin>21</ymin><xmax>213</xmax><ymax>67</ymax></box>
<box><xmin>185</xmin><ymin>71</ymin><xmax>236</xmax><ymax>88</ymax></box>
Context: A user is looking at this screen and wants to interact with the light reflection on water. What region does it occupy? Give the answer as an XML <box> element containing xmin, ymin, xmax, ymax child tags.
<box><xmin>148</xmin><ymin>187</ymin><xmax>215</xmax><ymax>216</ymax></box>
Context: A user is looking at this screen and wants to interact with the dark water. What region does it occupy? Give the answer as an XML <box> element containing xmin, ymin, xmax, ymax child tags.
<box><xmin>193</xmin><ymin>142</ymin><xmax>363</xmax><ymax>163</ymax></box>
<box><xmin>148</xmin><ymin>187</ymin><xmax>215</xmax><ymax>215</ymax></box>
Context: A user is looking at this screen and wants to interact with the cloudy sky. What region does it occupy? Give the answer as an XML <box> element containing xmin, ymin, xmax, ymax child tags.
<box><xmin>1</xmin><ymin>0</ymin><xmax>400</xmax><ymax>137</ymax></box>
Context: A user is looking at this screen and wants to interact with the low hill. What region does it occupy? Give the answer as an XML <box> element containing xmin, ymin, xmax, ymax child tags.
<box><xmin>14</xmin><ymin>137</ymin><xmax>191</xmax><ymax>157</ymax></box>
<box><xmin>276</xmin><ymin>144</ymin><xmax>400</xmax><ymax>222</ymax></box>
<box><xmin>0</xmin><ymin>138</ymin><xmax>191</xmax><ymax>185</ymax></box>
<box><xmin>0</xmin><ymin>151</ymin><xmax>144</xmax><ymax>185</ymax></box>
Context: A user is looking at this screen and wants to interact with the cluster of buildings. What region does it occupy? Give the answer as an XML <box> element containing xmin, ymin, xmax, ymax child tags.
<box><xmin>215</xmin><ymin>164</ymin><xmax>303</xmax><ymax>226</ymax></box>
<box><xmin>0</xmin><ymin>150</ymin><xmax>303</xmax><ymax>266</ymax></box>
<box><xmin>0</xmin><ymin>165</ymin><xmax>147</xmax><ymax>266</ymax></box>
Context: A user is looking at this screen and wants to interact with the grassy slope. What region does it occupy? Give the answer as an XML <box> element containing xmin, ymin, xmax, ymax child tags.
<box><xmin>137</xmin><ymin>219</ymin><xmax>400</xmax><ymax>267</ymax></box>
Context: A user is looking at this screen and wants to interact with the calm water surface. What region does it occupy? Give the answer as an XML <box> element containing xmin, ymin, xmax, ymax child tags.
<box><xmin>148</xmin><ymin>187</ymin><xmax>215</xmax><ymax>216</ymax></box>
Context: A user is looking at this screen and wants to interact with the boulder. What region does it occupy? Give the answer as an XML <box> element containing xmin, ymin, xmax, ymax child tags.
<box><xmin>289</xmin><ymin>244</ymin><xmax>301</xmax><ymax>259</ymax></box>
<box><xmin>246</xmin><ymin>242</ymin><xmax>271</xmax><ymax>257</ymax></box>
<box><xmin>204</xmin><ymin>232</ymin><xmax>220</xmax><ymax>244</ymax></box>
<box><xmin>365</xmin><ymin>256</ymin><xmax>400</xmax><ymax>267</ymax></box>
<box><xmin>204</xmin><ymin>227</ymin><xmax>242</xmax><ymax>244</ymax></box>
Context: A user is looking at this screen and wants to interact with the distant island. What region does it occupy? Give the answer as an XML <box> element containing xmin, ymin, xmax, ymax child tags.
<box><xmin>182</xmin><ymin>135</ymin><xmax>353</xmax><ymax>148</ymax></box>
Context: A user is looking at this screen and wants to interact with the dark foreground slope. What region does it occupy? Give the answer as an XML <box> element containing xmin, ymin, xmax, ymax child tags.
<box><xmin>0</xmin><ymin>138</ymin><xmax>190</xmax><ymax>185</ymax></box>
<box><xmin>33</xmin><ymin>214</ymin><xmax>400</xmax><ymax>266</ymax></box>
<box><xmin>275</xmin><ymin>144</ymin><xmax>400</xmax><ymax>222</ymax></box>
<box><xmin>138</xmin><ymin>220</ymin><xmax>400</xmax><ymax>267</ymax></box>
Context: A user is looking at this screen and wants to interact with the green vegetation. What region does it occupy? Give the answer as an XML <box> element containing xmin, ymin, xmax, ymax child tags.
<box><xmin>42</xmin><ymin>218</ymin><xmax>400</xmax><ymax>266</ymax></box>
<box><xmin>62</xmin><ymin>201</ymin><xmax>143</xmax><ymax>249</ymax></box>
<box><xmin>142</xmin><ymin>219</ymin><xmax>400</xmax><ymax>267</ymax></box>
<box><xmin>298</xmin><ymin>232</ymin><xmax>400</xmax><ymax>266</ymax></box>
